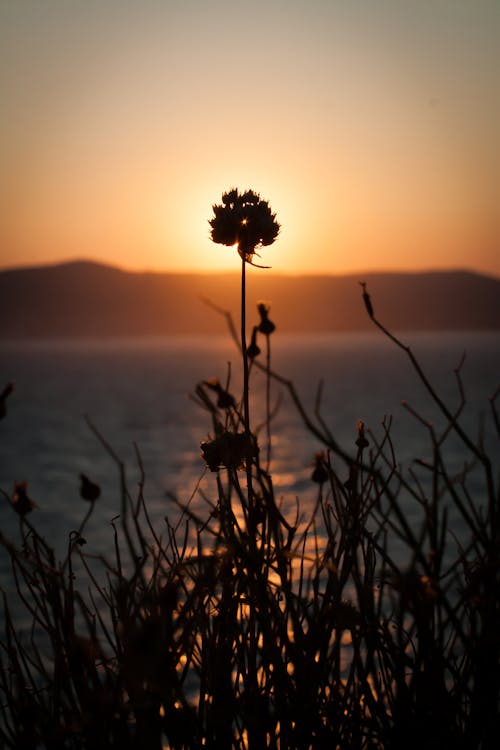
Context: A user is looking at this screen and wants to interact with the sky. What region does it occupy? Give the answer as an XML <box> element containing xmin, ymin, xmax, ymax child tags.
<box><xmin>1</xmin><ymin>0</ymin><xmax>499</xmax><ymax>276</ymax></box>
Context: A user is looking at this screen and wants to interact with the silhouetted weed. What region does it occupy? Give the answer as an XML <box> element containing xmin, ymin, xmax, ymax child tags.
<box><xmin>0</xmin><ymin>194</ymin><xmax>498</xmax><ymax>748</ymax></box>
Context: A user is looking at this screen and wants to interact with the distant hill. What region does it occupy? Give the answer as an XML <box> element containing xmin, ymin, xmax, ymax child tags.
<box><xmin>1</xmin><ymin>261</ymin><xmax>499</xmax><ymax>337</ymax></box>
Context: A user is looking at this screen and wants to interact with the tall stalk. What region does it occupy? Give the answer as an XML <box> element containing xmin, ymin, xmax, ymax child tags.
<box><xmin>240</xmin><ymin>255</ymin><xmax>254</xmax><ymax>510</ymax></box>
<box><xmin>265</xmin><ymin>333</ymin><xmax>272</xmax><ymax>471</ymax></box>
<box><xmin>241</xmin><ymin>255</ymin><xmax>250</xmax><ymax>438</ymax></box>
<box><xmin>209</xmin><ymin>188</ymin><xmax>279</xmax><ymax>513</ymax></box>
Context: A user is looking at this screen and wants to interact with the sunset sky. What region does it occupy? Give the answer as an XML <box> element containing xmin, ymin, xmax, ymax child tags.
<box><xmin>1</xmin><ymin>0</ymin><xmax>499</xmax><ymax>276</ymax></box>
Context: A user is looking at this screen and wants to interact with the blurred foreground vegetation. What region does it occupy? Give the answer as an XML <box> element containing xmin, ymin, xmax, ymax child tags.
<box><xmin>1</xmin><ymin>284</ymin><xmax>499</xmax><ymax>750</ymax></box>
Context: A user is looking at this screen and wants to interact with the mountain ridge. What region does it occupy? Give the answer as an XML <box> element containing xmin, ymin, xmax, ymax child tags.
<box><xmin>1</xmin><ymin>261</ymin><xmax>499</xmax><ymax>337</ymax></box>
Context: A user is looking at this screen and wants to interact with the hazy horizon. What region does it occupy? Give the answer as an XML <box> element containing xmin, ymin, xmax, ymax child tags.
<box><xmin>2</xmin><ymin>255</ymin><xmax>499</xmax><ymax>282</ymax></box>
<box><xmin>2</xmin><ymin>262</ymin><xmax>498</xmax><ymax>338</ymax></box>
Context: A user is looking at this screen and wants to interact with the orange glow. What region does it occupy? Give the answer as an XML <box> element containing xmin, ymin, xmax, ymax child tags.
<box><xmin>0</xmin><ymin>2</ymin><xmax>498</xmax><ymax>277</ymax></box>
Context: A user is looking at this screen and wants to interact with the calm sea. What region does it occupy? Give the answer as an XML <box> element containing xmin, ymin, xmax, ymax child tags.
<box><xmin>1</xmin><ymin>331</ymin><xmax>499</xmax><ymax>586</ymax></box>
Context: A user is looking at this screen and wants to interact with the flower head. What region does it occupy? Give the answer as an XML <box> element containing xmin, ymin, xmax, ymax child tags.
<box><xmin>247</xmin><ymin>326</ymin><xmax>261</xmax><ymax>360</ymax></box>
<box><xmin>12</xmin><ymin>481</ymin><xmax>36</xmax><ymax>516</ymax></box>
<box><xmin>80</xmin><ymin>473</ymin><xmax>101</xmax><ymax>502</ymax></box>
<box><xmin>201</xmin><ymin>431</ymin><xmax>257</xmax><ymax>472</ymax></box>
<box><xmin>203</xmin><ymin>378</ymin><xmax>236</xmax><ymax>410</ymax></box>
<box><xmin>311</xmin><ymin>452</ymin><xmax>329</xmax><ymax>485</ymax></box>
<box><xmin>257</xmin><ymin>302</ymin><xmax>276</xmax><ymax>335</ymax></box>
<box><xmin>355</xmin><ymin>420</ymin><xmax>369</xmax><ymax>450</ymax></box>
<box><xmin>209</xmin><ymin>188</ymin><xmax>280</xmax><ymax>264</ymax></box>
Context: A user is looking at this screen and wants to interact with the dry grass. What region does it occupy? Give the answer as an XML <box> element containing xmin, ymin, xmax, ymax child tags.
<box><xmin>1</xmin><ymin>283</ymin><xmax>499</xmax><ymax>749</ymax></box>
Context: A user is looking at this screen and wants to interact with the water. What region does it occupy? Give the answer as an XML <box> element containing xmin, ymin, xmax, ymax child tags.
<box><xmin>0</xmin><ymin>331</ymin><xmax>499</xmax><ymax>581</ymax></box>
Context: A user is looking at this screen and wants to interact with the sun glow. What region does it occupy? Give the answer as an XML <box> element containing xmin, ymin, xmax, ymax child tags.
<box><xmin>0</xmin><ymin>2</ymin><xmax>498</xmax><ymax>277</ymax></box>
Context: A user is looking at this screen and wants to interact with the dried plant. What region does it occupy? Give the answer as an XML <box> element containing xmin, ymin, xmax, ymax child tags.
<box><xmin>0</xmin><ymin>196</ymin><xmax>498</xmax><ymax>748</ymax></box>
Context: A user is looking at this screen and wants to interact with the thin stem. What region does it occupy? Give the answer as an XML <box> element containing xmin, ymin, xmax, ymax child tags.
<box><xmin>241</xmin><ymin>256</ymin><xmax>254</xmax><ymax>513</ymax></box>
<box><xmin>265</xmin><ymin>334</ymin><xmax>272</xmax><ymax>471</ymax></box>
<box><xmin>241</xmin><ymin>256</ymin><xmax>250</xmax><ymax>437</ymax></box>
<box><xmin>369</xmin><ymin>313</ymin><xmax>497</xmax><ymax>542</ymax></box>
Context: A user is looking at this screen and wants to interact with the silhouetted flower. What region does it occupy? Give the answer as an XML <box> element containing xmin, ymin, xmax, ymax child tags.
<box><xmin>355</xmin><ymin>420</ymin><xmax>369</xmax><ymax>449</ymax></box>
<box><xmin>0</xmin><ymin>382</ymin><xmax>14</xmax><ymax>420</ymax></box>
<box><xmin>257</xmin><ymin>302</ymin><xmax>275</xmax><ymax>335</ymax></box>
<box><xmin>209</xmin><ymin>188</ymin><xmax>280</xmax><ymax>264</ymax></box>
<box><xmin>12</xmin><ymin>481</ymin><xmax>36</xmax><ymax>516</ymax></box>
<box><xmin>247</xmin><ymin>327</ymin><xmax>261</xmax><ymax>359</ymax></box>
<box><xmin>311</xmin><ymin>452</ymin><xmax>329</xmax><ymax>484</ymax></box>
<box><xmin>201</xmin><ymin>431</ymin><xmax>257</xmax><ymax>472</ymax></box>
<box><xmin>204</xmin><ymin>378</ymin><xmax>236</xmax><ymax>410</ymax></box>
<box><xmin>80</xmin><ymin>474</ymin><xmax>101</xmax><ymax>502</ymax></box>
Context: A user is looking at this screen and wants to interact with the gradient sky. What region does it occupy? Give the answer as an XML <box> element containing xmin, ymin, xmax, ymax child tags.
<box><xmin>1</xmin><ymin>0</ymin><xmax>499</xmax><ymax>276</ymax></box>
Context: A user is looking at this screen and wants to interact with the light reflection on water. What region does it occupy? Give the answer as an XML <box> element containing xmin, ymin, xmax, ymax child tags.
<box><xmin>0</xmin><ymin>331</ymin><xmax>498</xmax><ymax>593</ymax></box>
